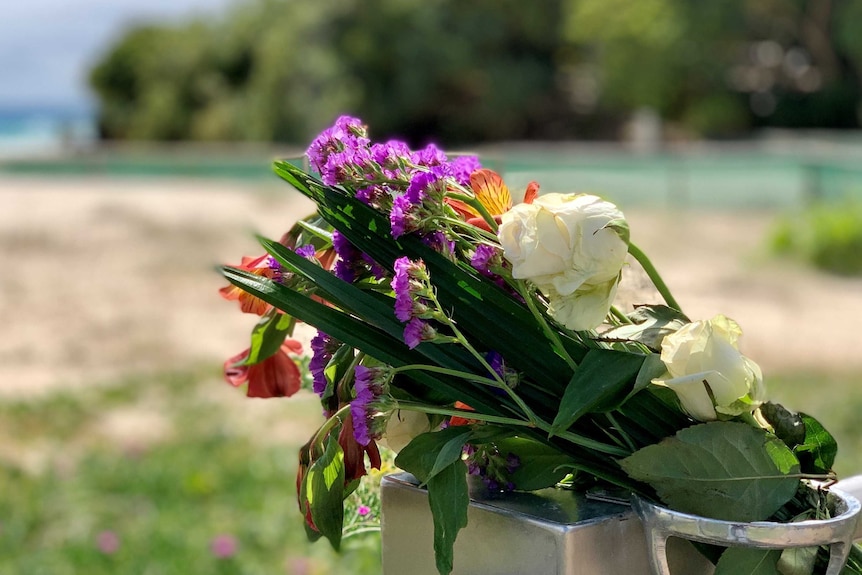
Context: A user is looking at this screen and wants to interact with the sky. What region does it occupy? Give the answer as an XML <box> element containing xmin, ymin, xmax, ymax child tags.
<box><xmin>0</xmin><ymin>0</ymin><xmax>237</xmax><ymax>110</ymax></box>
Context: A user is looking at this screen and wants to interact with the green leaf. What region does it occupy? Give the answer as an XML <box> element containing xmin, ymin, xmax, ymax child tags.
<box><xmin>304</xmin><ymin>428</ymin><xmax>345</xmax><ymax>550</ymax></box>
<box><xmin>628</xmin><ymin>353</ymin><xmax>668</xmax><ymax>399</ymax></box>
<box><xmin>620</xmin><ymin>422</ymin><xmax>800</xmax><ymax>522</ymax></box>
<box><xmin>395</xmin><ymin>427</ymin><xmax>473</xmax><ymax>485</ymax></box>
<box><xmin>244</xmin><ymin>309</ymin><xmax>294</xmax><ymax>365</ymax></box>
<box><xmin>777</xmin><ymin>545</ymin><xmax>818</xmax><ymax>575</ymax></box>
<box><xmin>494</xmin><ymin>437</ymin><xmax>574</xmax><ymax>491</ymax></box>
<box><xmin>427</xmin><ymin>460</ymin><xmax>470</xmax><ymax>575</ymax></box>
<box><xmin>551</xmin><ymin>349</ymin><xmax>645</xmax><ymax>435</ymax></box>
<box><xmin>715</xmin><ymin>548</ymin><xmax>782</xmax><ymax>575</ymax></box>
<box><xmin>795</xmin><ymin>413</ymin><xmax>838</xmax><ymax>474</ymax></box>
<box><xmin>603</xmin><ymin>305</ymin><xmax>690</xmax><ymax>350</ymax></box>
<box><xmin>760</xmin><ymin>402</ymin><xmax>806</xmax><ymax>447</ymax></box>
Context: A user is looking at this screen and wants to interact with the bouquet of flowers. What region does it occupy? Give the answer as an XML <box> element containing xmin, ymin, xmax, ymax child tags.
<box><xmin>220</xmin><ymin>116</ymin><xmax>860</xmax><ymax>575</ymax></box>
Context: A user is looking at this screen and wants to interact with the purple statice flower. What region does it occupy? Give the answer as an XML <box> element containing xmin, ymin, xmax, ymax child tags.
<box><xmin>448</xmin><ymin>155</ymin><xmax>481</xmax><ymax>186</ymax></box>
<box><xmin>414</xmin><ymin>143</ymin><xmax>447</xmax><ymax>168</ymax></box>
<box><xmin>295</xmin><ymin>244</ymin><xmax>316</xmax><ymax>259</ymax></box>
<box><xmin>392</xmin><ymin>257</ymin><xmax>415</xmax><ymax>321</ymax></box>
<box><xmin>332</xmin><ymin>230</ymin><xmax>361</xmax><ymax>283</ymax></box>
<box><xmin>350</xmin><ymin>365</ymin><xmax>390</xmax><ymax>446</ymax></box>
<box><xmin>390</xmin><ymin>194</ymin><xmax>421</xmax><ymax>238</ymax></box>
<box><xmin>422</xmin><ymin>231</ymin><xmax>455</xmax><ymax>257</ymax></box>
<box><xmin>391</xmin><ymin>257</ymin><xmax>430</xmax><ymax>321</ymax></box>
<box><xmin>321</xmin><ymin>146</ymin><xmax>374</xmax><ymax>186</ymax></box>
<box><xmin>471</xmin><ymin>244</ymin><xmax>501</xmax><ymax>276</ymax></box>
<box><xmin>262</xmin><ymin>257</ymin><xmax>283</xmax><ymax>283</ymax></box>
<box><xmin>371</xmin><ymin>140</ymin><xmax>413</xmax><ymax>178</ymax></box>
<box><xmin>306</xmin><ymin>116</ymin><xmax>369</xmax><ymax>173</ymax></box>
<box><xmin>406</xmin><ymin>167</ymin><xmax>451</xmax><ymax>203</ymax></box>
<box><xmin>486</xmin><ymin>351</ymin><xmax>505</xmax><ymax>379</ymax></box>
<box><xmin>309</xmin><ymin>331</ymin><xmax>336</xmax><ymax>396</ymax></box>
<box><xmin>403</xmin><ymin>317</ymin><xmax>436</xmax><ymax>349</ymax></box>
<box><xmin>463</xmin><ymin>445</ymin><xmax>519</xmax><ymax>492</ymax></box>
<box><xmin>357</xmin><ymin>505</ymin><xmax>372</xmax><ymax>517</ymax></box>
<box><xmin>361</xmin><ymin>253</ymin><xmax>388</xmax><ymax>280</ymax></box>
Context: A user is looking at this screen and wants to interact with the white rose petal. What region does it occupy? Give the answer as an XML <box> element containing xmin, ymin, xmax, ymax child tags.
<box><xmin>498</xmin><ymin>193</ymin><xmax>628</xmax><ymax>331</ymax></box>
<box><xmin>653</xmin><ymin>315</ymin><xmax>765</xmax><ymax>421</ymax></box>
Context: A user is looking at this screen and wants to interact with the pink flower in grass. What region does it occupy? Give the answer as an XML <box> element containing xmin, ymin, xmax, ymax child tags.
<box><xmin>96</xmin><ymin>530</ymin><xmax>120</xmax><ymax>554</ymax></box>
<box><xmin>210</xmin><ymin>534</ymin><xmax>237</xmax><ymax>559</ymax></box>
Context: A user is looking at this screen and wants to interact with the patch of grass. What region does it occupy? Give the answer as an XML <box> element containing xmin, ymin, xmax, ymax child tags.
<box><xmin>0</xmin><ymin>368</ymin><xmax>381</xmax><ymax>574</ymax></box>
<box><xmin>770</xmin><ymin>202</ymin><xmax>862</xmax><ymax>276</ymax></box>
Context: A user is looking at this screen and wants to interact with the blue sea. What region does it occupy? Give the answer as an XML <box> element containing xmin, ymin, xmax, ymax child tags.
<box><xmin>0</xmin><ymin>105</ymin><xmax>96</xmax><ymax>158</ymax></box>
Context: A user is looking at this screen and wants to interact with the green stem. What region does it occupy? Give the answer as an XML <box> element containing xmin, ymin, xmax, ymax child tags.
<box><xmin>628</xmin><ymin>242</ymin><xmax>682</xmax><ymax>313</ymax></box>
<box><xmin>395</xmin><ymin>401</ymin><xmax>534</xmax><ymax>427</ymax></box>
<box><xmin>393</xmin><ymin>364</ymin><xmax>500</xmax><ymax>387</ymax></box>
<box><xmin>515</xmin><ymin>281</ymin><xmax>579</xmax><ymax>370</ymax></box>
<box><xmin>610</xmin><ymin>305</ymin><xmax>632</xmax><ymax>325</ymax></box>
<box><xmin>310</xmin><ymin>403</ymin><xmax>351</xmax><ymax>447</ymax></box>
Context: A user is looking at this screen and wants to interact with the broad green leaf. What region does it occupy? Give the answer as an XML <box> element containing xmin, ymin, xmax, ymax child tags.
<box><xmin>620</xmin><ymin>422</ymin><xmax>800</xmax><ymax>522</ymax></box>
<box><xmin>551</xmin><ymin>349</ymin><xmax>645</xmax><ymax>435</ymax></box>
<box><xmin>395</xmin><ymin>427</ymin><xmax>473</xmax><ymax>485</ymax></box>
<box><xmin>494</xmin><ymin>437</ymin><xmax>574</xmax><ymax>491</ymax></box>
<box><xmin>602</xmin><ymin>305</ymin><xmax>691</xmax><ymax>350</ymax></box>
<box><xmin>715</xmin><ymin>548</ymin><xmax>782</xmax><ymax>575</ymax></box>
<box><xmin>795</xmin><ymin>413</ymin><xmax>838</xmax><ymax>474</ymax></box>
<box><xmin>427</xmin><ymin>460</ymin><xmax>470</xmax><ymax>575</ymax></box>
<box><xmin>305</xmin><ymin>429</ymin><xmax>345</xmax><ymax>550</ymax></box>
<box><xmin>777</xmin><ymin>545</ymin><xmax>818</xmax><ymax>575</ymax></box>
<box><xmin>244</xmin><ymin>309</ymin><xmax>294</xmax><ymax>365</ymax></box>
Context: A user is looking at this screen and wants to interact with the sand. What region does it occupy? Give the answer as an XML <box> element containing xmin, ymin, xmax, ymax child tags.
<box><xmin>1</xmin><ymin>174</ymin><xmax>860</xmax><ymax>399</ymax></box>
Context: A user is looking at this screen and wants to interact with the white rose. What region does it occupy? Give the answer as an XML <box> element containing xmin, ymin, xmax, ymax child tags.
<box><xmin>652</xmin><ymin>315</ymin><xmax>766</xmax><ymax>421</ymax></box>
<box><xmin>498</xmin><ymin>193</ymin><xmax>629</xmax><ymax>331</ymax></box>
<box><xmin>379</xmin><ymin>410</ymin><xmax>431</xmax><ymax>453</ymax></box>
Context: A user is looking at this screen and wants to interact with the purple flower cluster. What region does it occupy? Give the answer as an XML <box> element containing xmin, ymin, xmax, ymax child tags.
<box><xmin>306</xmin><ymin>116</ymin><xmax>369</xmax><ymax>177</ymax></box>
<box><xmin>464</xmin><ymin>444</ymin><xmax>521</xmax><ymax>491</ymax></box>
<box><xmin>350</xmin><ymin>365</ymin><xmax>389</xmax><ymax>446</ymax></box>
<box><xmin>309</xmin><ymin>331</ymin><xmax>338</xmax><ymax>397</ymax></box>
<box><xmin>331</xmin><ymin>230</ymin><xmax>386</xmax><ymax>283</ymax></box>
<box><xmin>470</xmin><ymin>244</ymin><xmax>502</xmax><ymax>276</ymax></box>
<box><xmin>305</xmin><ymin>116</ymin><xmax>483</xmax><ymax>238</ymax></box>
<box><xmin>391</xmin><ymin>257</ymin><xmax>438</xmax><ymax>349</ymax></box>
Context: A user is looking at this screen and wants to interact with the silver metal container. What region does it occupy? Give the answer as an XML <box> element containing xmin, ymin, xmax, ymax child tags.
<box><xmin>632</xmin><ymin>490</ymin><xmax>862</xmax><ymax>575</ymax></box>
<box><xmin>380</xmin><ymin>473</ymin><xmax>713</xmax><ymax>575</ymax></box>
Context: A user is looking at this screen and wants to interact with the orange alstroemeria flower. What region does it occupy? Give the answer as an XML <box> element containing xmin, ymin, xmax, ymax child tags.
<box><xmin>448</xmin><ymin>401</ymin><xmax>479</xmax><ymax>427</ymax></box>
<box><xmin>219</xmin><ymin>254</ymin><xmax>278</xmax><ymax>315</ymax></box>
<box><xmin>447</xmin><ymin>169</ymin><xmax>539</xmax><ymax>232</ymax></box>
<box><xmin>224</xmin><ymin>339</ymin><xmax>303</xmax><ymax>398</ymax></box>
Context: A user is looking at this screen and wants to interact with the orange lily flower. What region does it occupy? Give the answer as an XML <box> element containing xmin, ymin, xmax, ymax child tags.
<box><xmin>448</xmin><ymin>401</ymin><xmax>479</xmax><ymax>427</ymax></box>
<box><xmin>224</xmin><ymin>339</ymin><xmax>303</xmax><ymax>398</ymax></box>
<box><xmin>219</xmin><ymin>254</ymin><xmax>278</xmax><ymax>315</ymax></box>
<box><xmin>447</xmin><ymin>169</ymin><xmax>539</xmax><ymax>231</ymax></box>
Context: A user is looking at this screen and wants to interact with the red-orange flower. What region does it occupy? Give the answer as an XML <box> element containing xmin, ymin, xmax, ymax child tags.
<box><xmin>224</xmin><ymin>339</ymin><xmax>303</xmax><ymax>398</ymax></box>
<box><xmin>448</xmin><ymin>401</ymin><xmax>478</xmax><ymax>427</ymax></box>
<box><xmin>219</xmin><ymin>254</ymin><xmax>279</xmax><ymax>315</ymax></box>
<box><xmin>447</xmin><ymin>169</ymin><xmax>539</xmax><ymax>231</ymax></box>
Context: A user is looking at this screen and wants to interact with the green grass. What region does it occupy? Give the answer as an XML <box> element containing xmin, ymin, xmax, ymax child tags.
<box><xmin>0</xmin><ymin>368</ymin><xmax>382</xmax><ymax>574</ymax></box>
<box><xmin>770</xmin><ymin>202</ymin><xmax>862</xmax><ymax>276</ymax></box>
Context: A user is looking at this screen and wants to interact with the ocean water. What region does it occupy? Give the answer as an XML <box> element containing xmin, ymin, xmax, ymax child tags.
<box><xmin>0</xmin><ymin>106</ymin><xmax>96</xmax><ymax>158</ymax></box>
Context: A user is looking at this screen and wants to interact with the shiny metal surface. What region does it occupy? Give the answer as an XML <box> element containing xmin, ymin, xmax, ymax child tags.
<box><xmin>381</xmin><ymin>473</ymin><xmax>712</xmax><ymax>575</ymax></box>
<box><xmin>632</xmin><ymin>489</ymin><xmax>862</xmax><ymax>575</ymax></box>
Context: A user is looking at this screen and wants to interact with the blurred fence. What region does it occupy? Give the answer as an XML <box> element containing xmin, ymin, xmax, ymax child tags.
<box><xmin>4</xmin><ymin>134</ymin><xmax>862</xmax><ymax>211</ymax></box>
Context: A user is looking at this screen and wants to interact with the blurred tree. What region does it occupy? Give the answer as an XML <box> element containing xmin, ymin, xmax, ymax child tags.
<box><xmin>89</xmin><ymin>0</ymin><xmax>862</xmax><ymax>143</ymax></box>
